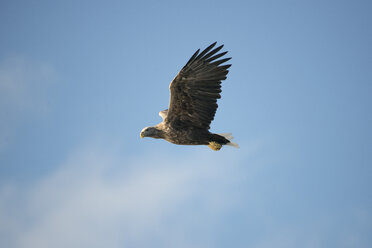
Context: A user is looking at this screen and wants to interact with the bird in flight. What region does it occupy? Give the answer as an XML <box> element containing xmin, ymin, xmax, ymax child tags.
<box><xmin>140</xmin><ymin>42</ymin><xmax>238</xmax><ymax>151</ymax></box>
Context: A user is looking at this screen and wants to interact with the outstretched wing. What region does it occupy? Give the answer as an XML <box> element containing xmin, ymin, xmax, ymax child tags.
<box><xmin>166</xmin><ymin>42</ymin><xmax>231</xmax><ymax>129</ymax></box>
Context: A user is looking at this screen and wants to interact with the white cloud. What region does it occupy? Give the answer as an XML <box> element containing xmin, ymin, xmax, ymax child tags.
<box><xmin>2</xmin><ymin>140</ymin><xmax>369</xmax><ymax>248</ymax></box>
<box><xmin>0</xmin><ymin>57</ymin><xmax>54</xmax><ymax>150</ymax></box>
<box><xmin>0</xmin><ymin>144</ymin><xmax>247</xmax><ymax>248</ymax></box>
<box><xmin>0</xmin><ymin>57</ymin><xmax>54</xmax><ymax>112</ymax></box>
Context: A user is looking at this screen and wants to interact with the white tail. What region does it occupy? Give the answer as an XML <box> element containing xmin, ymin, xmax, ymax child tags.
<box><xmin>218</xmin><ymin>133</ymin><xmax>240</xmax><ymax>149</ymax></box>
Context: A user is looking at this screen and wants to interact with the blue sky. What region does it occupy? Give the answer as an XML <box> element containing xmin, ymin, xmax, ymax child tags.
<box><xmin>1</xmin><ymin>0</ymin><xmax>371</xmax><ymax>247</ymax></box>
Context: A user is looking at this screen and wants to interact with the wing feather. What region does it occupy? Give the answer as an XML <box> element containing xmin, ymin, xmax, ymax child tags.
<box><xmin>166</xmin><ymin>43</ymin><xmax>231</xmax><ymax>129</ymax></box>
<box><xmin>159</xmin><ymin>109</ymin><xmax>168</xmax><ymax>120</ymax></box>
<box><xmin>193</xmin><ymin>42</ymin><xmax>217</xmax><ymax>61</ymax></box>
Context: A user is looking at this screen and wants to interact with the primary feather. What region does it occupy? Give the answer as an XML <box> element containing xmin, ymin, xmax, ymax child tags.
<box><xmin>166</xmin><ymin>42</ymin><xmax>231</xmax><ymax>130</ymax></box>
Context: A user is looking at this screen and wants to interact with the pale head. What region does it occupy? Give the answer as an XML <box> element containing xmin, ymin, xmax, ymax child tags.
<box><xmin>140</xmin><ymin>126</ymin><xmax>160</xmax><ymax>139</ymax></box>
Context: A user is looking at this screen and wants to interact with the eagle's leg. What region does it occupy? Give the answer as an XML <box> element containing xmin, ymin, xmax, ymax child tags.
<box><xmin>208</xmin><ymin>141</ymin><xmax>222</xmax><ymax>151</ymax></box>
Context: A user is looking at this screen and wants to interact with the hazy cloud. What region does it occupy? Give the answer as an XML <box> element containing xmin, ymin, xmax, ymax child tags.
<box><xmin>1</xmin><ymin>141</ymin><xmax>369</xmax><ymax>248</ymax></box>
<box><xmin>0</xmin><ymin>57</ymin><xmax>54</xmax><ymax>150</ymax></box>
<box><xmin>0</xmin><ymin>143</ymin><xmax>246</xmax><ymax>248</ymax></box>
<box><xmin>0</xmin><ymin>57</ymin><xmax>54</xmax><ymax>112</ymax></box>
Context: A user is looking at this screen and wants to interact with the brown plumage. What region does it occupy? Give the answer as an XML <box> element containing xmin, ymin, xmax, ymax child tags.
<box><xmin>140</xmin><ymin>42</ymin><xmax>238</xmax><ymax>150</ymax></box>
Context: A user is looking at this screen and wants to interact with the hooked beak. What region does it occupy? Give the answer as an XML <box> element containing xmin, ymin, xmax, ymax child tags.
<box><xmin>140</xmin><ymin>132</ymin><xmax>144</xmax><ymax>139</ymax></box>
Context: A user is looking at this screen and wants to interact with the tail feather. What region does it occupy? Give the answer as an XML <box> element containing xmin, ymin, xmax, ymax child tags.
<box><xmin>226</xmin><ymin>141</ymin><xmax>240</xmax><ymax>148</ymax></box>
<box><xmin>218</xmin><ymin>133</ymin><xmax>239</xmax><ymax>149</ymax></box>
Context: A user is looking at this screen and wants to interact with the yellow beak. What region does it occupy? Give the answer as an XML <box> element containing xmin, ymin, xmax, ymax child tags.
<box><xmin>140</xmin><ymin>132</ymin><xmax>144</xmax><ymax>139</ymax></box>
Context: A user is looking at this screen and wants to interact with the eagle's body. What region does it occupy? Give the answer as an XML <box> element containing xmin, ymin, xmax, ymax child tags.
<box><xmin>153</xmin><ymin>122</ymin><xmax>229</xmax><ymax>146</ymax></box>
<box><xmin>140</xmin><ymin>42</ymin><xmax>238</xmax><ymax>151</ymax></box>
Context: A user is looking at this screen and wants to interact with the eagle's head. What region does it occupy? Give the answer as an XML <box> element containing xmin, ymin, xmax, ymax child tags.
<box><xmin>140</xmin><ymin>126</ymin><xmax>161</xmax><ymax>139</ymax></box>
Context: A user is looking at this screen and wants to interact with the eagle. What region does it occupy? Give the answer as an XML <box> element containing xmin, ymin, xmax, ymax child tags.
<box><xmin>140</xmin><ymin>42</ymin><xmax>238</xmax><ymax>151</ymax></box>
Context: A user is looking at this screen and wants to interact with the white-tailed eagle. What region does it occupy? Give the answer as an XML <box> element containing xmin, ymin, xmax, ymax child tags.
<box><xmin>140</xmin><ymin>42</ymin><xmax>238</xmax><ymax>151</ymax></box>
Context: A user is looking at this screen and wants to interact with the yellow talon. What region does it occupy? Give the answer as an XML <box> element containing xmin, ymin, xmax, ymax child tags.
<box><xmin>208</xmin><ymin>141</ymin><xmax>222</xmax><ymax>151</ymax></box>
